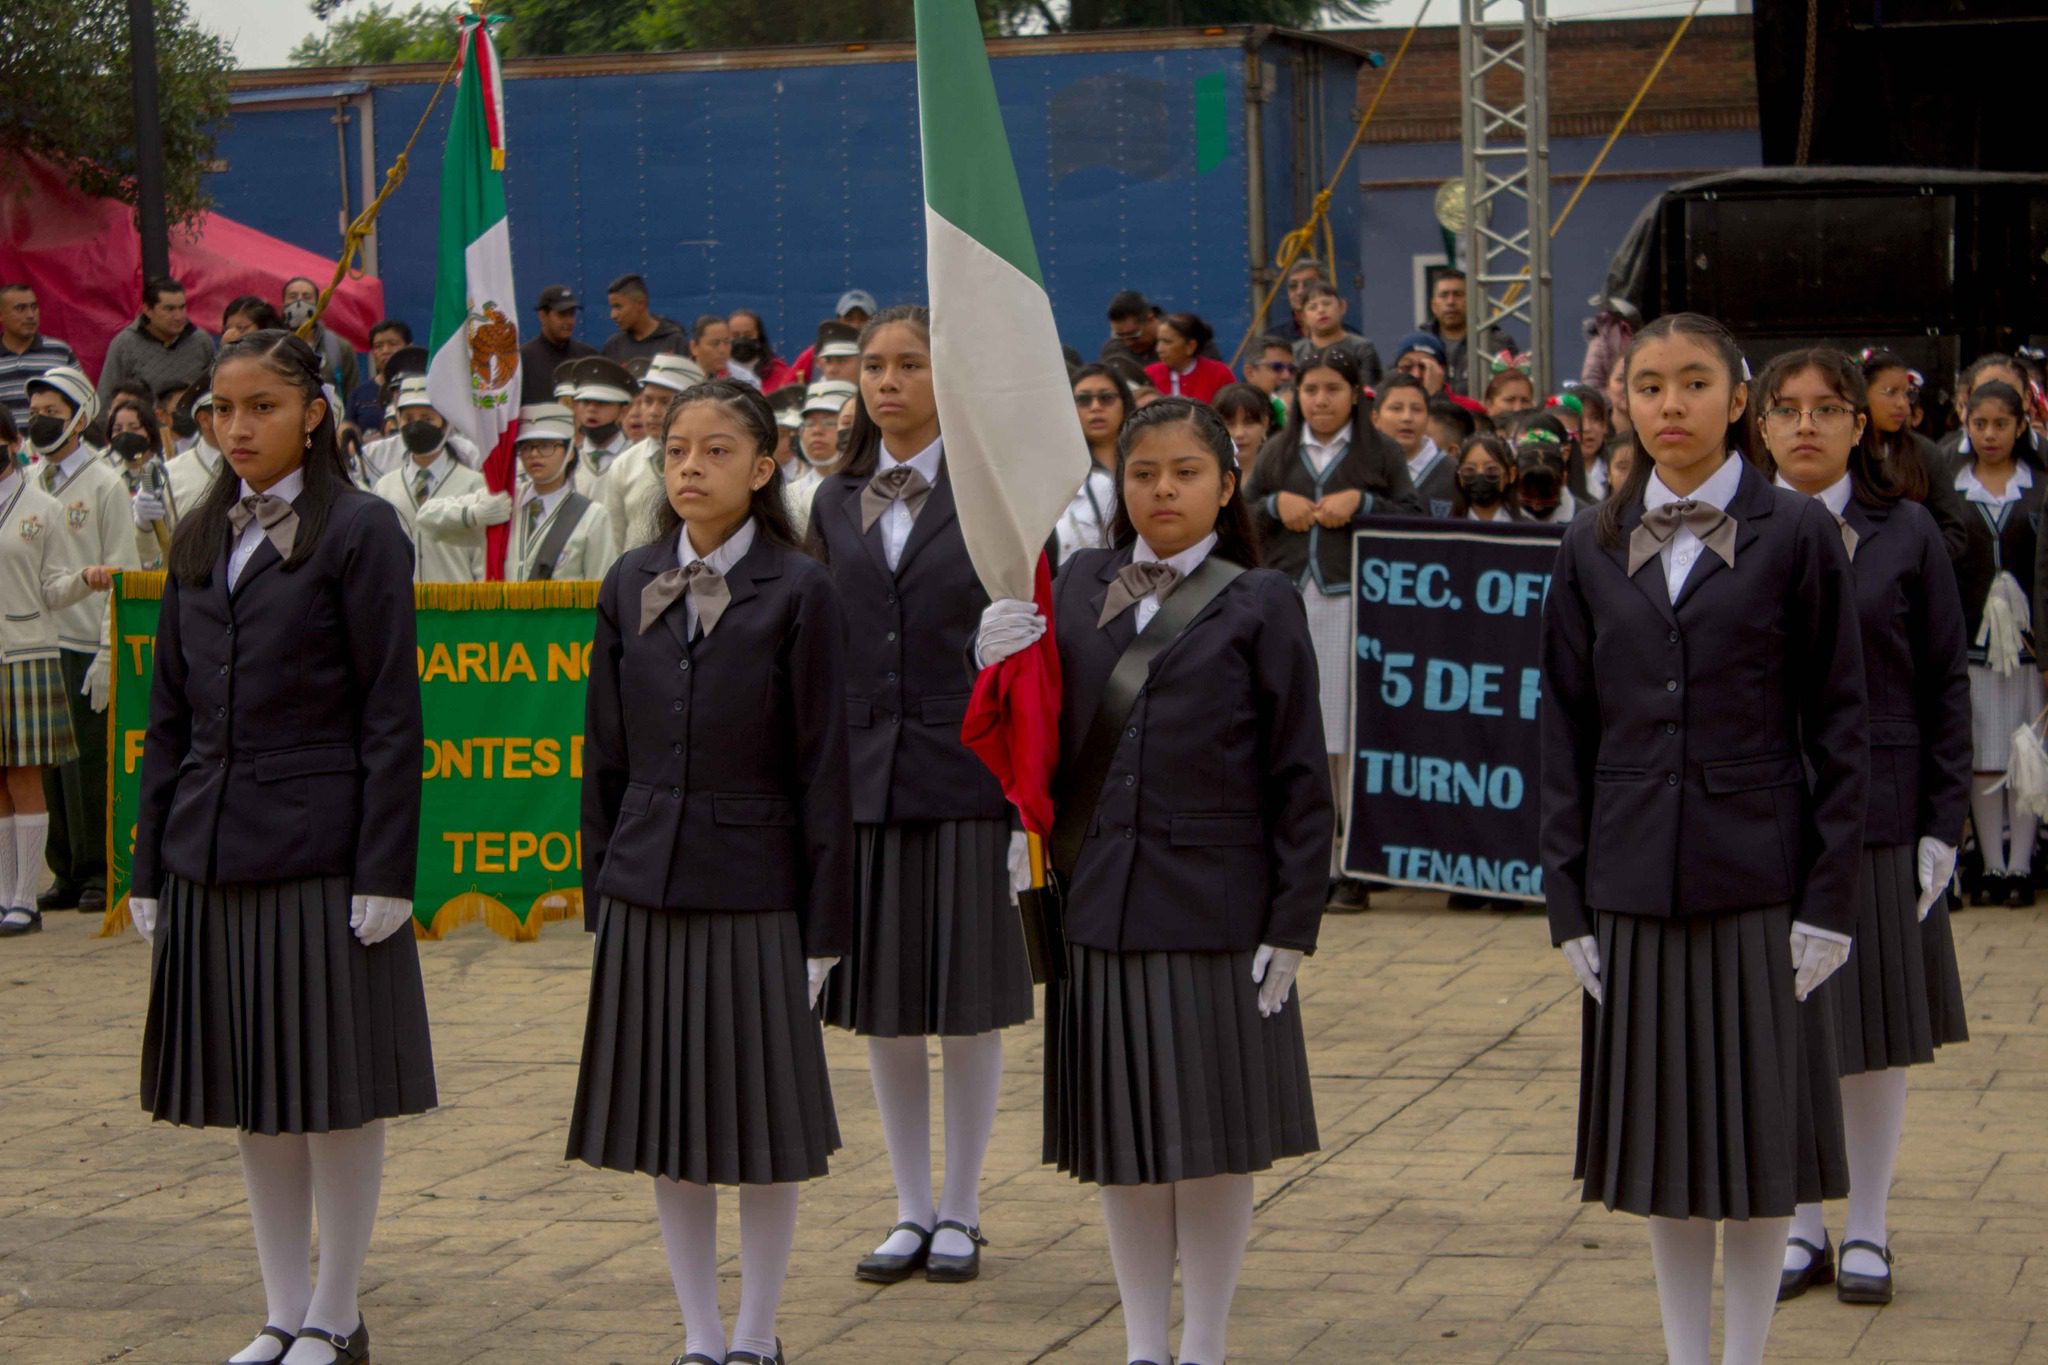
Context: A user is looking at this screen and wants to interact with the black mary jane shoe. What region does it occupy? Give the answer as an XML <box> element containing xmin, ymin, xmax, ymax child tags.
<box><xmin>225</xmin><ymin>1325</ymin><xmax>295</xmax><ymax>1365</ymax></box>
<box><xmin>1835</xmin><ymin>1239</ymin><xmax>1895</xmax><ymax>1305</ymax></box>
<box><xmin>1778</xmin><ymin>1234</ymin><xmax>1835</xmax><ymax>1301</ymax></box>
<box><xmin>292</xmin><ymin>1318</ymin><xmax>370</xmax><ymax>1363</ymax></box>
<box><xmin>925</xmin><ymin>1220</ymin><xmax>989</xmax><ymax>1283</ymax></box>
<box><xmin>1971</xmin><ymin>872</ymin><xmax>2005</xmax><ymax>907</ymax></box>
<box><xmin>671</xmin><ymin>1355</ymin><xmax>722</xmax><ymax>1365</ymax></box>
<box><xmin>854</xmin><ymin>1220</ymin><xmax>932</xmax><ymax>1284</ymax></box>
<box><xmin>723</xmin><ymin>1341</ymin><xmax>785</xmax><ymax>1365</ymax></box>
<box><xmin>0</xmin><ymin>907</ymin><xmax>43</xmax><ymax>937</ymax></box>
<box><xmin>2007</xmin><ymin>876</ymin><xmax>2038</xmax><ymax>908</ymax></box>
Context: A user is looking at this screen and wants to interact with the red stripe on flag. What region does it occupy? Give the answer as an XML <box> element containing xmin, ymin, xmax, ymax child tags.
<box><xmin>481</xmin><ymin>418</ymin><xmax>520</xmax><ymax>581</ymax></box>
<box><xmin>961</xmin><ymin>554</ymin><xmax>1061</xmax><ymax>836</ymax></box>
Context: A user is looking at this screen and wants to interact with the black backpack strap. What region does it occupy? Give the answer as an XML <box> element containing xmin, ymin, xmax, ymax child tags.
<box><xmin>527</xmin><ymin>491</ymin><xmax>592</xmax><ymax>582</ymax></box>
<box><xmin>1049</xmin><ymin>555</ymin><xmax>1246</xmax><ymax>878</ymax></box>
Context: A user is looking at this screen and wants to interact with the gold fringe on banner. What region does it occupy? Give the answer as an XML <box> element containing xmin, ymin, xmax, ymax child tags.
<box><xmin>112</xmin><ymin>570</ymin><xmax>599</xmax><ymax>612</ymax></box>
<box><xmin>118</xmin><ymin>570</ymin><xmax>167</xmax><ymax>602</ymax></box>
<box><xmin>94</xmin><ymin>896</ymin><xmax>131</xmax><ymax>939</ymax></box>
<box><xmin>418</xmin><ymin>888</ymin><xmax>584</xmax><ymax>942</ymax></box>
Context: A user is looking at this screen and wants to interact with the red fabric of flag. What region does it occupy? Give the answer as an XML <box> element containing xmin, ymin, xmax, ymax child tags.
<box><xmin>961</xmin><ymin>554</ymin><xmax>1061</xmax><ymax>836</ymax></box>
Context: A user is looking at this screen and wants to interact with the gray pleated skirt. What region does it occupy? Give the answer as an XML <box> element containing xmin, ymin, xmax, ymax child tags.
<box><xmin>820</xmin><ymin>819</ymin><xmax>1035</xmax><ymax>1038</ymax></box>
<box><xmin>566</xmin><ymin>901</ymin><xmax>839</xmax><ymax>1185</ymax></box>
<box><xmin>1967</xmin><ymin>661</ymin><xmax>2043</xmax><ymax>769</ymax></box>
<box><xmin>1045</xmin><ymin>943</ymin><xmax>1318</xmax><ymax>1186</ymax></box>
<box><xmin>1827</xmin><ymin>844</ymin><xmax>1970</xmax><ymax>1075</ymax></box>
<box><xmin>141</xmin><ymin>874</ymin><xmax>438</xmax><ymax>1134</ymax></box>
<box><xmin>1575</xmin><ymin>904</ymin><xmax>1847</xmax><ymax>1220</ymax></box>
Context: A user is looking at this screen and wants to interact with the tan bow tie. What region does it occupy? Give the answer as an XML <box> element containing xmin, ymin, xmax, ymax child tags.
<box><xmin>861</xmin><ymin>464</ymin><xmax>932</xmax><ymax>531</ymax></box>
<box><xmin>1098</xmin><ymin>560</ymin><xmax>1183</xmax><ymax>627</ymax></box>
<box><xmin>226</xmin><ymin>494</ymin><xmax>299</xmax><ymax>562</ymax></box>
<box><xmin>641</xmin><ymin>560</ymin><xmax>731</xmax><ymax>636</ymax></box>
<box><xmin>1627</xmin><ymin>499</ymin><xmax>1738</xmax><ymax>577</ymax></box>
<box><xmin>1837</xmin><ymin>516</ymin><xmax>1858</xmax><ymax>562</ymax></box>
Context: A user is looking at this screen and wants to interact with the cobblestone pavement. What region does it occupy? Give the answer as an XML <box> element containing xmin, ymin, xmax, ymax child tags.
<box><xmin>3</xmin><ymin>893</ymin><xmax>2043</xmax><ymax>1364</ymax></box>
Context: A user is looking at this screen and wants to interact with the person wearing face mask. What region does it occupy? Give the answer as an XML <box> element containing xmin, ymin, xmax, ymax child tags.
<box><xmin>281</xmin><ymin>276</ymin><xmax>360</xmax><ymax>397</ymax></box>
<box><xmin>1450</xmin><ymin>433</ymin><xmax>1521</xmax><ymax>522</ymax></box>
<box><xmin>357</xmin><ymin>347</ymin><xmax>479</xmax><ymax>483</ymax></box>
<box><xmin>728</xmin><ymin>309</ymin><xmax>800</xmax><ymax>394</ymax></box>
<box><xmin>597</xmin><ymin>353</ymin><xmax>705</xmax><ymax>559</ymax></box>
<box><xmin>22</xmin><ymin>366</ymin><xmax>139</xmax><ymax>919</ymax></box>
<box><xmin>561</xmin><ymin>355</ymin><xmax>639</xmax><ymax>480</ymax></box>
<box><xmin>162</xmin><ymin>390</ymin><xmax>226</xmax><ymax>521</ymax></box>
<box><xmin>506</xmin><ymin>405</ymin><xmax>614</xmax><ymax>582</ymax></box>
<box><xmin>369</xmin><ymin>378</ymin><xmax>510</xmax><ymax>582</ymax></box>
<box><xmin>106</xmin><ymin>398</ymin><xmax>177</xmax><ymax>569</ymax></box>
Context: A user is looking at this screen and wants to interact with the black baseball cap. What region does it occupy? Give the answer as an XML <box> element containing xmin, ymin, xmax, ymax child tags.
<box><xmin>536</xmin><ymin>284</ymin><xmax>579</xmax><ymax>312</ymax></box>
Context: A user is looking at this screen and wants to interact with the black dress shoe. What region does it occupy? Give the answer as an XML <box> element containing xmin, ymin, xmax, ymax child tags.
<box><xmin>1971</xmin><ymin>872</ymin><xmax>2004</xmax><ymax>907</ymax></box>
<box><xmin>1778</xmin><ymin>1234</ymin><xmax>1834</xmax><ymax>1301</ymax></box>
<box><xmin>2007</xmin><ymin>876</ymin><xmax>2037</xmax><ymax>908</ymax></box>
<box><xmin>1325</xmin><ymin>878</ymin><xmax>1371</xmax><ymax>913</ymax></box>
<box><xmin>925</xmin><ymin>1220</ymin><xmax>988</xmax><ymax>1283</ymax></box>
<box><xmin>854</xmin><ymin>1220</ymin><xmax>932</xmax><ymax>1283</ymax></box>
<box><xmin>78</xmin><ymin>886</ymin><xmax>106</xmax><ymax>914</ymax></box>
<box><xmin>225</xmin><ymin>1325</ymin><xmax>294</xmax><ymax>1365</ymax></box>
<box><xmin>0</xmin><ymin>907</ymin><xmax>42</xmax><ymax>937</ymax></box>
<box><xmin>672</xmin><ymin>1355</ymin><xmax>722</xmax><ymax>1364</ymax></box>
<box><xmin>35</xmin><ymin>884</ymin><xmax>80</xmax><ymax>912</ymax></box>
<box><xmin>724</xmin><ymin>1342</ymin><xmax>785</xmax><ymax>1365</ymax></box>
<box><xmin>1836</xmin><ymin>1239</ymin><xmax>1894</xmax><ymax>1304</ymax></box>
<box><xmin>291</xmin><ymin>1318</ymin><xmax>369</xmax><ymax>1362</ymax></box>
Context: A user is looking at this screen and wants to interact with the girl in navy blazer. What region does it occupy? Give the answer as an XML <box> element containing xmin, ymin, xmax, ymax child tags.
<box><xmin>978</xmin><ymin>398</ymin><xmax>1332</xmax><ymax>1365</ymax></box>
<box><xmin>132</xmin><ymin>331</ymin><xmax>432</xmax><ymax>1365</ymax></box>
<box><xmin>569</xmin><ymin>380</ymin><xmax>851</xmax><ymax>1365</ymax></box>
<box><xmin>1750</xmin><ymin>348</ymin><xmax>1972</xmax><ymax>1308</ymax></box>
<box><xmin>805</xmin><ymin>305</ymin><xmax>1034</xmax><ymax>1285</ymax></box>
<box><xmin>1539</xmin><ymin>314</ymin><xmax>1869</xmax><ymax>1365</ymax></box>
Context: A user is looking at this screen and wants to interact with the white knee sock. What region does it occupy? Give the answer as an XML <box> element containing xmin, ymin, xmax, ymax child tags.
<box><xmin>232</xmin><ymin>1132</ymin><xmax>313</xmax><ymax>1363</ymax></box>
<box><xmin>282</xmin><ymin>1123</ymin><xmax>384</xmax><ymax>1364</ymax></box>
<box><xmin>866</xmin><ymin>1035</ymin><xmax>935</xmax><ymax>1256</ymax></box>
<box><xmin>653</xmin><ymin>1177</ymin><xmax>724</xmax><ymax>1362</ymax></box>
<box><xmin>934</xmin><ymin>1031</ymin><xmax>1004</xmax><ymax>1256</ymax></box>
<box><xmin>730</xmin><ymin>1183</ymin><xmax>799</xmax><ymax>1360</ymax></box>
<box><xmin>11</xmin><ymin>811</ymin><xmax>46</xmax><ymax>909</ymax></box>
<box><xmin>1173</xmin><ymin>1174</ymin><xmax>1254</xmax><ymax>1365</ymax></box>
<box><xmin>2007</xmin><ymin>790</ymin><xmax>2037</xmax><ymax>875</ymax></box>
<box><xmin>1785</xmin><ymin>1201</ymin><xmax>1827</xmax><ymax>1271</ymax></box>
<box><xmin>0</xmin><ymin>815</ymin><xmax>18</xmax><ymax>909</ymax></box>
<box><xmin>1972</xmin><ymin>774</ymin><xmax>2008</xmax><ymax>871</ymax></box>
<box><xmin>1100</xmin><ymin>1184</ymin><xmax>1176</xmax><ymax>1365</ymax></box>
<box><xmin>1720</xmin><ymin>1216</ymin><xmax>1792</xmax><ymax>1365</ymax></box>
<box><xmin>1646</xmin><ymin>1216</ymin><xmax>1714</xmax><ymax>1365</ymax></box>
<box><xmin>1840</xmin><ymin>1068</ymin><xmax>1909</xmax><ymax>1277</ymax></box>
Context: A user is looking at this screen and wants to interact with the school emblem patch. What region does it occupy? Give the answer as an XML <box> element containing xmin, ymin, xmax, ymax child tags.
<box><xmin>65</xmin><ymin>500</ymin><xmax>89</xmax><ymax>530</ymax></box>
<box><xmin>20</xmin><ymin>514</ymin><xmax>42</xmax><ymax>540</ymax></box>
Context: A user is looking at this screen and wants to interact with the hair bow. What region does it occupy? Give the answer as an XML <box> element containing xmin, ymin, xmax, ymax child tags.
<box><xmin>1488</xmin><ymin>349</ymin><xmax>1533</xmax><ymax>375</ymax></box>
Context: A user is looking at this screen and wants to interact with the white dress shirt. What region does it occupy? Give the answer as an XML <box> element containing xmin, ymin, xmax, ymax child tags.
<box><xmin>1302</xmin><ymin>429</ymin><xmax>1350</xmax><ymax>478</ymax></box>
<box><xmin>1129</xmin><ymin>531</ymin><xmax>1217</xmax><ymax>634</ymax></box>
<box><xmin>677</xmin><ymin>516</ymin><xmax>757</xmax><ymax>637</ymax></box>
<box><xmin>1406</xmin><ymin>438</ymin><xmax>1445</xmax><ymax>486</ymax></box>
<box><xmin>1956</xmin><ymin>458</ymin><xmax>2032</xmax><ymax>510</ymax></box>
<box><xmin>43</xmin><ymin>444</ymin><xmax>99</xmax><ymax>495</ymax></box>
<box><xmin>1644</xmin><ymin>453</ymin><xmax>1743</xmax><ymax>602</ymax></box>
<box><xmin>1053</xmin><ymin>464</ymin><xmax>1116</xmax><ymax>566</ymax></box>
<box><xmin>876</xmin><ymin>436</ymin><xmax>943</xmax><ymax>572</ymax></box>
<box><xmin>228</xmin><ymin>468</ymin><xmax>305</xmax><ymax>588</ymax></box>
<box><xmin>1774</xmin><ymin>471</ymin><xmax>1852</xmax><ymax>519</ymax></box>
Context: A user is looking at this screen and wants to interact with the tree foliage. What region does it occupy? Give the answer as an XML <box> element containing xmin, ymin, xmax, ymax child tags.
<box><xmin>0</xmin><ymin>0</ymin><xmax>234</xmax><ymax>223</ymax></box>
<box><xmin>293</xmin><ymin>0</ymin><xmax>1381</xmax><ymax>66</ymax></box>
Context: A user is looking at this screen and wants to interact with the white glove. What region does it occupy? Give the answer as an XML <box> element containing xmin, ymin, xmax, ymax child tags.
<box><xmin>470</xmin><ymin>491</ymin><xmax>515</xmax><ymax>527</ymax></box>
<box><xmin>806</xmin><ymin>956</ymin><xmax>840</xmax><ymax>1010</ymax></box>
<box><xmin>1007</xmin><ymin>830</ymin><xmax>1031</xmax><ymax>901</ymax></box>
<box><xmin>130</xmin><ymin>896</ymin><xmax>158</xmax><ymax>944</ymax></box>
<box><xmin>1251</xmin><ymin>943</ymin><xmax>1304</xmax><ymax>1017</ymax></box>
<box><xmin>975</xmin><ymin>597</ymin><xmax>1046</xmax><ymax>668</ymax></box>
<box><xmin>350</xmin><ymin>894</ymin><xmax>413</xmax><ymax>946</ymax></box>
<box><xmin>83</xmin><ymin>650</ymin><xmax>110</xmax><ymax>713</ymax></box>
<box><xmin>131</xmin><ymin>489</ymin><xmax>167</xmax><ymax>528</ymax></box>
<box><xmin>1915</xmin><ymin>836</ymin><xmax>1958</xmax><ymax>922</ymax></box>
<box><xmin>1789</xmin><ymin>922</ymin><xmax>1851</xmax><ymax>1001</ymax></box>
<box><xmin>1561</xmin><ymin>934</ymin><xmax>1603</xmax><ymax>1004</ymax></box>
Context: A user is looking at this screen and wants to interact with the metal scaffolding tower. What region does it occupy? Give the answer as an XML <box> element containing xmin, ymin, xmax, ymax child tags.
<box><xmin>1458</xmin><ymin>0</ymin><xmax>1552</xmax><ymax>399</ymax></box>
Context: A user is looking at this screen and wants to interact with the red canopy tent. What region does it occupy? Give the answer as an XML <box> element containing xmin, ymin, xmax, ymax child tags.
<box><xmin>0</xmin><ymin>154</ymin><xmax>385</xmax><ymax>384</ymax></box>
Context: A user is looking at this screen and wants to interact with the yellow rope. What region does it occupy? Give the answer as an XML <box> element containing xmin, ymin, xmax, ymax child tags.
<box><xmin>296</xmin><ymin>43</ymin><xmax>467</xmax><ymax>341</ymax></box>
<box><xmin>116</xmin><ymin>570</ymin><xmax>599</xmax><ymax>611</ymax></box>
<box><xmin>1496</xmin><ymin>0</ymin><xmax>1703</xmax><ymax>313</ymax></box>
<box><xmin>1230</xmin><ymin>0</ymin><xmax>1433</xmax><ymax>368</ymax></box>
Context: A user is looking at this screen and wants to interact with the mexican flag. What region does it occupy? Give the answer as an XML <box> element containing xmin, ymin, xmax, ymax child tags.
<box><xmin>919</xmin><ymin>0</ymin><xmax>1090</xmax><ymax>836</ymax></box>
<box><xmin>426</xmin><ymin>13</ymin><xmax>521</xmax><ymax>579</ymax></box>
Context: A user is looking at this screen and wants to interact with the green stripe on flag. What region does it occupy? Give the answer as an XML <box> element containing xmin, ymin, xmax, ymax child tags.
<box><xmin>914</xmin><ymin>0</ymin><xmax>1042</xmax><ymax>288</ymax></box>
<box><xmin>429</xmin><ymin>23</ymin><xmax>509</xmax><ymax>356</ymax></box>
<box><xmin>1195</xmin><ymin>71</ymin><xmax>1228</xmax><ymax>175</ymax></box>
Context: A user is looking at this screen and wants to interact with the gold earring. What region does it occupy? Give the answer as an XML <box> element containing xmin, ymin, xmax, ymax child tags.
<box><xmin>304</xmin><ymin>433</ymin><xmax>313</xmax><ymax>450</ymax></box>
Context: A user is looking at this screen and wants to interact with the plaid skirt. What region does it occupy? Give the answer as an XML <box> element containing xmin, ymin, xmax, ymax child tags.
<box><xmin>0</xmin><ymin>657</ymin><xmax>78</xmax><ymax>768</ymax></box>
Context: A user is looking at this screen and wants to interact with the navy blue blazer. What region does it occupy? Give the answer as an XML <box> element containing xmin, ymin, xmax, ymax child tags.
<box><xmin>581</xmin><ymin>527</ymin><xmax>854</xmax><ymax>956</ymax></box>
<box><xmin>1539</xmin><ymin>460</ymin><xmax>1870</xmax><ymax>941</ymax></box>
<box><xmin>1841</xmin><ymin>495</ymin><xmax>1972</xmax><ymax>849</ymax></box>
<box><xmin>1052</xmin><ymin>546</ymin><xmax>1333</xmax><ymax>953</ymax></box>
<box><xmin>134</xmin><ymin>489</ymin><xmax>422</xmax><ymax>901</ymax></box>
<box><xmin>807</xmin><ymin>456</ymin><xmax>1009</xmax><ymax>825</ymax></box>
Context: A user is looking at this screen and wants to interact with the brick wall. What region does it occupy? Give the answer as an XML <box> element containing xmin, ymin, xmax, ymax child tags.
<box><xmin>1340</xmin><ymin>15</ymin><xmax>1758</xmax><ymax>143</ymax></box>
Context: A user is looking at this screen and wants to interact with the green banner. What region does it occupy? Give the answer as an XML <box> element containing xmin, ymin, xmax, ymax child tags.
<box><xmin>104</xmin><ymin>573</ymin><xmax>596</xmax><ymax>941</ymax></box>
